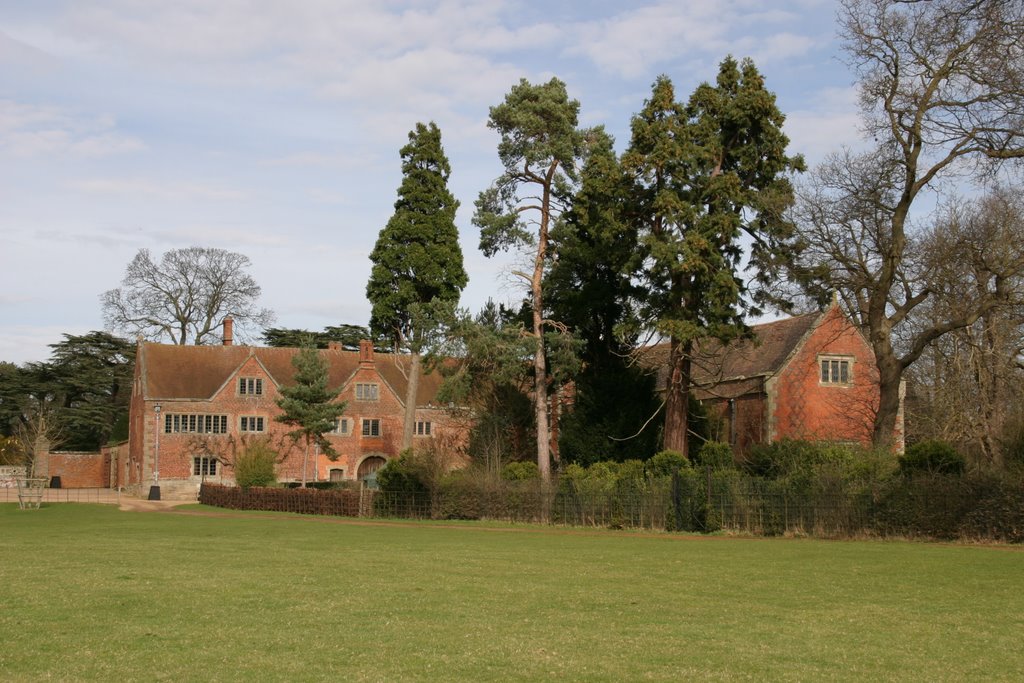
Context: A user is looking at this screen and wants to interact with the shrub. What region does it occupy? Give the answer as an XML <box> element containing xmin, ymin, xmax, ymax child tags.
<box><xmin>900</xmin><ymin>440</ymin><xmax>965</xmax><ymax>476</ymax></box>
<box><xmin>234</xmin><ymin>439</ymin><xmax>278</xmax><ymax>488</ymax></box>
<box><xmin>745</xmin><ymin>439</ymin><xmax>855</xmax><ymax>479</ymax></box>
<box><xmin>693</xmin><ymin>441</ymin><xmax>735</xmax><ymax>470</ymax></box>
<box><xmin>502</xmin><ymin>461</ymin><xmax>539</xmax><ymax>481</ymax></box>
<box><xmin>647</xmin><ymin>450</ymin><xmax>689</xmax><ymax>477</ymax></box>
<box><xmin>376</xmin><ymin>451</ymin><xmax>428</xmax><ymax>494</ymax></box>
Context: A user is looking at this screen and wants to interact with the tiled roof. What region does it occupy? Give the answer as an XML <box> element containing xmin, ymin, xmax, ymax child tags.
<box><xmin>140</xmin><ymin>343</ymin><xmax>447</xmax><ymax>407</ymax></box>
<box><xmin>644</xmin><ymin>311</ymin><xmax>821</xmax><ymax>394</ymax></box>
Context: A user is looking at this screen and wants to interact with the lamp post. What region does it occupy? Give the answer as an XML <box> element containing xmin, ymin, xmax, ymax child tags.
<box><xmin>149</xmin><ymin>404</ymin><xmax>162</xmax><ymax>501</ymax></box>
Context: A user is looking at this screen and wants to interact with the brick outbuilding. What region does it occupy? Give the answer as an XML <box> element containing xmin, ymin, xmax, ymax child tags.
<box><xmin>648</xmin><ymin>303</ymin><xmax>903</xmax><ymax>456</ymax></box>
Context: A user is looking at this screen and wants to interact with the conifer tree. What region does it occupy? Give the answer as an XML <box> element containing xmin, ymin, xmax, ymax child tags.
<box><xmin>623</xmin><ymin>58</ymin><xmax>803</xmax><ymax>458</ymax></box>
<box><xmin>547</xmin><ymin>128</ymin><xmax>660</xmax><ymax>463</ymax></box>
<box><xmin>475</xmin><ymin>78</ymin><xmax>583</xmax><ymax>485</ymax></box>
<box><xmin>275</xmin><ymin>345</ymin><xmax>346</xmax><ymax>486</ymax></box>
<box><xmin>367</xmin><ymin>122</ymin><xmax>467</xmax><ymax>449</ymax></box>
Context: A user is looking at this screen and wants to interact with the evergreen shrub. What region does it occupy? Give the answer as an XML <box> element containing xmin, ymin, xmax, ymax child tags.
<box><xmin>693</xmin><ymin>441</ymin><xmax>735</xmax><ymax>470</ymax></box>
<box><xmin>745</xmin><ymin>439</ymin><xmax>855</xmax><ymax>478</ymax></box>
<box><xmin>234</xmin><ymin>439</ymin><xmax>278</xmax><ymax>488</ymax></box>
<box><xmin>646</xmin><ymin>450</ymin><xmax>689</xmax><ymax>477</ymax></box>
<box><xmin>376</xmin><ymin>450</ymin><xmax>428</xmax><ymax>494</ymax></box>
<box><xmin>502</xmin><ymin>461</ymin><xmax>539</xmax><ymax>480</ymax></box>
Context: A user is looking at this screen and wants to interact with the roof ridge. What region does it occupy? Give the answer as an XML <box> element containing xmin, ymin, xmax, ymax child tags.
<box><xmin>749</xmin><ymin>310</ymin><xmax>819</xmax><ymax>331</ymax></box>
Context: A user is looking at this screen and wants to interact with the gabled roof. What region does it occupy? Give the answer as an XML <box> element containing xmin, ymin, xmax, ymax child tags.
<box><xmin>139</xmin><ymin>343</ymin><xmax>446</xmax><ymax>407</ymax></box>
<box><xmin>644</xmin><ymin>311</ymin><xmax>822</xmax><ymax>392</ymax></box>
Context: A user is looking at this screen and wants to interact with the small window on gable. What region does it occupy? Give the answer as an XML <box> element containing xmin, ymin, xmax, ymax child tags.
<box><xmin>415</xmin><ymin>421</ymin><xmax>432</xmax><ymax>436</ymax></box>
<box><xmin>819</xmin><ymin>356</ymin><xmax>853</xmax><ymax>385</ymax></box>
<box><xmin>355</xmin><ymin>383</ymin><xmax>379</xmax><ymax>401</ymax></box>
<box><xmin>239</xmin><ymin>377</ymin><xmax>263</xmax><ymax>396</ymax></box>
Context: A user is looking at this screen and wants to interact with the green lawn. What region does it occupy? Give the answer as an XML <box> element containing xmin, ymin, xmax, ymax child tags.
<box><xmin>1</xmin><ymin>504</ymin><xmax>1021</xmax><ymax>681</ymax></box>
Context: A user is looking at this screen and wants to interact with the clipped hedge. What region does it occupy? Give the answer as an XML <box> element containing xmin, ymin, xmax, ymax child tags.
<box><xmin>200</xmin><ymin>483</ymin><xmax>364</xmax><ymax>517</ymax></box>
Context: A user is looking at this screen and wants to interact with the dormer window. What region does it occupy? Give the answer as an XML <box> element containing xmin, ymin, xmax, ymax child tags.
<box><xmin>239</xmin><ymin>377</ymin><xmax>263</xmax><ymax>396</ymax></box>
<box><xmin>355</xmin><ymin>383</ymin><xmax>379</xmax><ymax>401</ymax></box>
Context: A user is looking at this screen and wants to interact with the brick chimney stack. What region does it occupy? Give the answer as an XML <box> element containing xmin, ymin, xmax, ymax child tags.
<box><xmin>328</xmin><ymin>341</ymin><xmax>342</xmax><ymax>351</ymax></box>
<box><xmin>359</xmin><ymin>340</ymin><xmax>374</xmax><ymax>366</ymax></box>
<box><xmin>223</xmin><ymin>318</ymin><xmax>234</xmax><ymax>346</ymax></box>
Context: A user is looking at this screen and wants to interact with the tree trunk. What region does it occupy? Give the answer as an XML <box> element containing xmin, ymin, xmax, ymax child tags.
<box><xmin>301</xmin><ymin>437</ymin><xmax>309</xmax><ymax>487</ymax></box>
<box><xmin>401</xmin><ymin>351</ymin><xmax>421</xmax><ymax>451</ymax></box>
<box><xmin>979</xmin><ymin>313</ymin><xmax>1004</xmax><ymax>469</ymax></box>
<box><xmin>871</xmin><ymin>349</ymin><xmax>903</xmax><ymax>449</ymax></box>
<box><xmin>533</xmin><ymin>280</ymin><xmax>551</xmax><ymax>485</ymax></box>
<box><xmin>532</xmin><ymin>165</ymin><xmax>555</xmax><ymax>487</ymax></box>
<box><xmin>662</xmin><ymin>338</ymin><xmax>692</xmax><ymax>460</ymax></box>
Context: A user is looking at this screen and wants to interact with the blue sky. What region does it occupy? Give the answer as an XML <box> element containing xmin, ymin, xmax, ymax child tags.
<box><xmin>0</xmin><ymin>0</ymin><xmax>860</xmax><ymax>364</ymax></box>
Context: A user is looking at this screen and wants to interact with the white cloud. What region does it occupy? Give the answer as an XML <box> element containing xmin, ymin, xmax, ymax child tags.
<box><xmin>306</xmin><ymin>188</ymin><xmax>349</xmax><ymax>205</ymax></box>
<box><xmin>261</xmin><ymin>152</ymin><xmax>359</xmax><ymax>168</ymax></box>
<box><xmin>784</xmin><ymin>86</ymin><xmax>864</xmax><ymax>164</ymax></box>
<box><xmin>149</xmin><ymin>224</ymin><xmax>293</xmax><ymax>249</ymax></box>
<box><xmin>0</xmin><ymin>28</ymin><xmax>60</xmax><ymax>71</ymax></box>
<box><xmin>0</xmin><ymin>292</ymin><xmax>34</xmax><ymax>306</ymax></box>
<box><xmin>0</xmin><ymin>99</ymin><xmax>145</xmax><ymax>158</ymax></box>
<box><xmin>57</xmin><ymin>1</ymin><xmax>551</xmax><ymax>81</ymax></box>
<box><xmin>32</xmin><ymin>227</ymin><xmax>149</xmax><ymax>250</ymax></box>
<box><xmin>0</xmin><ymin>100</ymin><xmax>63</xmax><ymax>133</ymax></box>
<box><xmin>568</xmin><ymin>3</ymin><xmax>728</xmax><ymax>79</ymax></box>
<box><xmin>67</xmin><ymin>177</ymin><xmax>247</xmax><ymax>201</ymax></box>
<box><xmin>736</xmin><ymin>32</ymin><xmax>819</xmax><ymax>65</ymax></box>
<box><xmin>566</xmin><ymin>1</ymin><xmax>819</xmax><ymax>79</ymax></box>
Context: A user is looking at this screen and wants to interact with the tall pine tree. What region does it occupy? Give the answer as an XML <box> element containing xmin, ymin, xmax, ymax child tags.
<box><xmin>623</xmin><ymin>58</ymin><xmax>803</xmax><ymax>458</ymax></box>
<box><xmin>474</xmin><ymin>78</ymin><xmax>583</xmax><ymax>485</ymax></box>
<box><xmin>367</xmin><ymin>122</ymin><xmax>467</xmax><ymax>449</ymax></box>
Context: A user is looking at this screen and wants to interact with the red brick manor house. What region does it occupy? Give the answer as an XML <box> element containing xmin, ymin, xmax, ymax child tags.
<box><xmin>123</xmin><ymin>321</ymin><xmax>461</xmax><ymax>497</ymax></box>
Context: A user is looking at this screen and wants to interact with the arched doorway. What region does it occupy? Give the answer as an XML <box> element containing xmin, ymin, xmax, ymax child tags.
<box><xmin>357</xmin><ymin>456</ymin><xmax>387</xmax><ymax>489</ymax></box>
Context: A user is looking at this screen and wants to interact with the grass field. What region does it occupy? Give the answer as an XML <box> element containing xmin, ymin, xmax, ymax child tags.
<box><xmin>1</xmin><ymin>504</ymin><xmax>1022</xmax><ymax>681</ymax></box>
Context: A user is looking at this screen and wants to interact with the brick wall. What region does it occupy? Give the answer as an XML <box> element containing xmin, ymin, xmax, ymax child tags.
<box><xmin>47</xmin><ymin>451</ymin><xmax>108</xmax><ymax>487</ymax></box>
<box><xmin>770</xmin><ymin>306</ymin><xmax>879</xmax><ymax>447</ymax></box>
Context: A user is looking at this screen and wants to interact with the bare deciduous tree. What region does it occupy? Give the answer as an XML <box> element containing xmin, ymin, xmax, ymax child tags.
<box><xmin>14</xmin><ymin>402</ymin><xmax>65</xmax><ymax>477</ymax></box>
<box><xmin>906</xmin><ymin>191</ymin><xmax>1024</xmax><ymax>467</ymax></box>
<box><xmin>789</xmin><ymin>0</ymin><xmax>1024</xmax><ymax>446</ymax></box>
<box><xmin>102</xmin><ymin>247</ymin><xmax>274</xmax><ymax>345</ymax></box>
